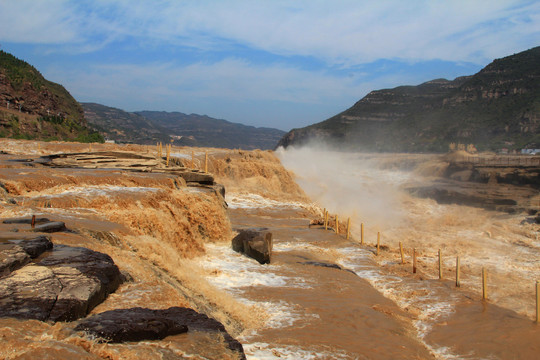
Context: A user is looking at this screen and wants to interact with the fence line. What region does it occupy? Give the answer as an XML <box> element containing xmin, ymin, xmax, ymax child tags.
<box><xmin>458</xmin><ymin>155</ymin><xmax>540</xmax><ymax>167</ymax></box>
<box><xmin>315</xmin><ymin>210</ymin><xmax>538</xmax><ymax>323</ymax></box>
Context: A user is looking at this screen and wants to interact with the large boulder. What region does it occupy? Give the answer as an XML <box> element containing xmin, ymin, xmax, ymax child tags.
<box><xmin>232</xmin><ymin>228</ymin><xmax>272</xmax><ymax>264</ymax></box>
<box><xmin>75</xmin><ymin>307</ymin><xmax>188</xmax><ymax>343</ymax></box>
<box><xmin>0</xmin><ymin>244</ymin><xmax>121</xmax><ymax>322</ymax></box>
<box><xmin>75</xmin><ymin>307</ymin><xmax>245</xmax><ymax>358</ymax></box>
<box><xmin>10</xmin><ymin>235</ymin><xmax>54</xmax><ymax>258</ymax></box>
<box><xmin>0</xmin><ymin>235</ymin><xmax>53</xmax><ymax>276</ymax></box>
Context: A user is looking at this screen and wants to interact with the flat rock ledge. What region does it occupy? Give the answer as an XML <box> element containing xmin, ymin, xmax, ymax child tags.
<box><xmin>232</xmin><ymin>228</ymin><xmax>273</xmax><ymax>264</ymax></box>
<box><xmin>75</xmin><ymin>307</ymin><xmax>246</xmax><ymax>359</ymax></box>
<box><xmin>0</xmin><ymin>239</ymin><xmax>121</xmax><ymax>322</ymax></box>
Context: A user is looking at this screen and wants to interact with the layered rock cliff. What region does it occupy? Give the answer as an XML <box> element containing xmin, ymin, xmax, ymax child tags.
<box><xmin>278</xmin><ymin>46</ymin><xmax>540</xmax><ymax>152</ymax></box>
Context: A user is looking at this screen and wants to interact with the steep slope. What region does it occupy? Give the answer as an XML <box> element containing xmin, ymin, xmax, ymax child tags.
<box><xmin>0</xmin><ymin>51</ymin><xmax>101</xmax><ymax>142</ymax></box>
<box><xmin>278</xmin><ymin>46</ymin><xmax>540</xmax><ymax>152</ymax></box>
<box><xmin>82</xmin><ymin>103</ymin><xmax>171</xmax><ymax>144</ymax></box>
<box><xmin>137</xmin><ymin>111</ymin><xmax>286</xmax><ymax>150</ymax></box>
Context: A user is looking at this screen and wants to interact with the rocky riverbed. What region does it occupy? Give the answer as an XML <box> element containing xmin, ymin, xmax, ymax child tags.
<box><xmin>0</xmin><ymin>139</ymin><xmax>539</xmax><ymax>359</ymax></box>
<box><xmin>0</xmin><ymin>139</ymin><xmax>249</xmax><ymax>359</ymax></box>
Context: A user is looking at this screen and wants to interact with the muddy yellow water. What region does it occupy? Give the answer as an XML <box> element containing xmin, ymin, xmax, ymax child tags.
<box><xmin>214</xmin><ymin>205</ymin><xmax>539</xmax><ymax>359</ymax></box>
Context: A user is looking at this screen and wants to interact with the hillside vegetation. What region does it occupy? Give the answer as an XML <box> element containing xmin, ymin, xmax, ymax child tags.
<box><xmin>278</xmin><ymin>46</ymin><xmax>540</xmax><ymax>152</ymax></box>
<box><xmin>0</xmin><ymin>51</ymin><xmax>102</xmax><ymax>142</ymax></box>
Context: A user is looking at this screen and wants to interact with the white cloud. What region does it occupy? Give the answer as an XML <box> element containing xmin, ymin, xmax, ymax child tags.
<box><xmin>0</xmin><ymin>0</ymin><xmax>79</xmax><ymax>43</ymax></box>
<box><xmin>46</xmin><ymin>58</ymin><xmax>367</xmax><ymax>107</ymax></box>
<box><xmin>1</xmin><ymin>0</ymin><xmax>538</xmax><ymax>65</ymax></box>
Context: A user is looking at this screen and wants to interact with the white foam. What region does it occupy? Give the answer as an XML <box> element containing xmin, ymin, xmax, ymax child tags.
<box><xmin>170</xmin><ymin>152</ymin><xmax>191</xmax><ymax>159</ymax></box>
<box><xmin>226</xmin><ymin>193</ymin><xmax>306</xmax><ymax>210</ymax></box>
<box><xmin>239</xmin><ymin>298</ymin><xmax>317</xmax><ymax>329</ymax></box>
<box><xmin>334</xmin><ymin>245</ymin><xmax>463</xmax><ymax>359</ymax></box>
<box><xmin>199</xmin><ymin>244</ymin><xmax>311</xmax><ymax>289</ymax></box>
<box><xmin>274</xmin><ymin>240</ymin><xmax>334</xmax><ymax>253</ymax></box>
<box><xmin>243</xmin><ymin>342</ymin><xmax>349</xmax><ymax>360</ymax></box>
<box><xmin>33</xmin><ymin>185</ymin><xmax>160</xmax><ymax>198</ymax></box>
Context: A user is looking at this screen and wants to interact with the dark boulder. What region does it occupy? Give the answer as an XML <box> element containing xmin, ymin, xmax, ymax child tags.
<box><xmin>0</xmin><ymin>235</ymin><xmax>53</xmax><ymax>276</ymax></box>
<box><xmin>0</xmin><ymin>244</ymin><xmax>121</xmax><ymax>322</ymax></box>
<box><xmin>10</xmin><ymin>235</ymin><xmax>53</xmax><ymax>258</ymax></box>
<box><xmin>3</xmin><ymin>217</ymin><xmax>51</xmax><ymax>225</ymax></box>
<box><xmin>232</xmin><ymin>228</ymin><xmax>272</xmax><ymax>264</ymax></box>
<box><xmin>75</xmin><ymin>307</ymin><xmax>188</xmax><ymax>343</ymax></box>
<box><xmin>0</xmin><ymin>243</ymin><xmax>31</xmax><ymax>277</ymax></box>
<box><xmin>2</xmin><ymin>217</ymin><xmax>67</xmax><ymax>233</ymax></box>
<box><xmin>32</xmin><ymin>221</ymin><xmax>67</xmax><ymax>233</ymax></box>
<box><xmin>75</xmin><ymin>307</ymin><xmax>245</xmax><ymax>358</ymax></box>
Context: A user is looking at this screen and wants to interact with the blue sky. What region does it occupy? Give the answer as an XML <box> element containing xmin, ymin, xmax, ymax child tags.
<box><xmin>0</xmin><ymin>1</ymin><xmax>539</xmax><ymax>131</ymax></box>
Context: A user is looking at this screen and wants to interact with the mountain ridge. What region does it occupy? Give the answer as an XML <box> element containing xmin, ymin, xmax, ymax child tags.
<box><xmin>82</xmin><ymin>103</ymin><xmax>285</xmax><ymax>150</ymax></box>
<box><xmin>137</xmin><ymin>110</ymin><xmax>286</xmax><ymax>149</ymax></box>
<box><xmin>278</xmin><ymin>46</ymin><xmax>540</xmax><ymax>152</ymax></box>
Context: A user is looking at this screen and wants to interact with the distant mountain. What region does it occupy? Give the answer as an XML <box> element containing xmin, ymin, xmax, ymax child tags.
<box><xmin>82</xmin><ymin>103</ymin><xmax>171</xmax><ymax>144</ymax></box>
<box><xmin>0</xmin><ymin>51</ymin><xmax>102</xmax><ymax>142</ymax></box>
<box><xmin>278</xmin><ymin>46</ymin><xmax>540</xmax><ymax>152</ymax></box>
<box><xmin>137</xmin><ymin>111</ymin><xmax>286</xmax><ymax>150</ymax></box>
<box><xmin>82</xmin><ymin>102</ymin><xmax>285</xmax><ymax>149</ymax></box>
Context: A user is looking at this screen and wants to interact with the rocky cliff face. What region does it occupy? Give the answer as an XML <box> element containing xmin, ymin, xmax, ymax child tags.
<box><xmin>278</xmin><ymin>46</ymin><xmax>540</xmax><ymax>152</ymax></box>
<box><xmin>0</xmin><ymin>51</ymin><xmax>99</xmax><ymax>142</ymax></box>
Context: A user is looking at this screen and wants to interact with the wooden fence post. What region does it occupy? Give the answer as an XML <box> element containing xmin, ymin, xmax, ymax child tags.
<box><xmin>482</xmin><ymin>267</ymin><xmax>487</xmax><ymax>300</ymax></box>
<box><xmin>205</xmin><ymin>151</ymin><xmax>208</xmax><ymax>173</ymax></box>
<box><xmin>413</xmin><ymin>248</ymin><xmax>417</xmax><ymax>273</ymax></box>
<box><xmin>346</xmin><ymin>218</ymin><xmax>351</xmax><ymax>240</ymax></box>
<box><xmin>335</xmin><ymin>215</ymin><xmax>339</xmax><ymax>234</ymax></box>
<box><xmin>456</xmin><ymin>256</ymin><xmax>461</xmax><ymax>287</ymax></box>
<box><xmin>361</xmin><ymin>223</ymin><xmax>364</xmax><ymax>245</ymax></box>
<box><xmin>438</xmin><ymin>249</ymin><xmax>443</xmax><ymax>279</ymax></box>
<box><xmin>399</xmin><ymin>242</ymin><xmax>404</xmax><ymax>264</ymax></box>
<box><xmin>376</xmin><ymin>232</ymin><xmax>380</xmax><ymax>256</ymax></box>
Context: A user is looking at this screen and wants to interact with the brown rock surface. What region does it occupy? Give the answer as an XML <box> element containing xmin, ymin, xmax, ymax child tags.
<box><xmin>232</xmin><ymin>228</ymin><xmax>273</xmax><ymax>264</ymax></box>
<box><xmin>0</xmin><ymin>235</ymin><xmax>53</xmax><ymax>275</ymax></box>
<box><xmin>74</xmin><ymin>306</ymin><xmax>245</xmax><ymax>358</ymax></box>
<box><xmin>0</xmin><ymin>243</ymin><xmax>121</xmax><ymax>322</ymax></box>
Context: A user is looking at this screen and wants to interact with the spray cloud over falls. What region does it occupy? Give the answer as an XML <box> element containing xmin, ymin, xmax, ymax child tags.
<box><xmin>276</xmin><ymin>144</ymin><xmax>410</xmax><ymax>232</ymax></box>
